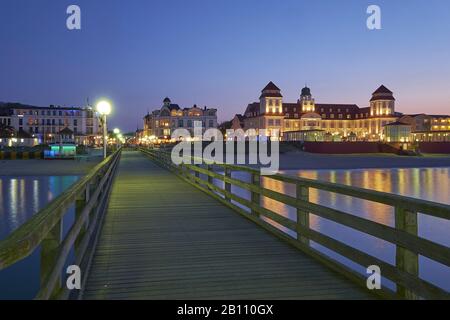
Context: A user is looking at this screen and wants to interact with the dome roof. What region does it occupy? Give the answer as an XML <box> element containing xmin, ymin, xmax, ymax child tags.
<box><xmin>163</xmin><ymin>97</ymin><xmax>171</xmax><ymax>103</ymax></box>
<box><xmin>301</xmin><ymin>86</ymin><xmax>311</xmax><ymax>97</ymax></box>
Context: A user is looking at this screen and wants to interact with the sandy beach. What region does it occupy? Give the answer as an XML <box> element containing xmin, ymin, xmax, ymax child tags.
<box><xmin>0</xmin><ymin>156</ymin><xmax>103</xmax><ymax>176</ymax></box>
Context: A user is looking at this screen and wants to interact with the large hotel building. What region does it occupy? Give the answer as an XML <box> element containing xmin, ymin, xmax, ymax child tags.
<box><xmin>0</xmin><ymin>103</ymin><xmax>102</xmax><ymax>146</ymax></box>
<box><xmin>233</xmin><ymin>82</ymin><xmax>450</xmax><ymax>142</ymax></box>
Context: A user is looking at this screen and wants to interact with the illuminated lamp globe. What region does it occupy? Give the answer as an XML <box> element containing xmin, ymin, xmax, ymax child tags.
<box><xmin>96</xmin><ymin>100</ymin><xmax>112</xmax><ymax>115</ymax></box>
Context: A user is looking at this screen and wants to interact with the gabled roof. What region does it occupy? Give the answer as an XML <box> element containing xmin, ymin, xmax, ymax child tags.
<box><xmin>59</xmin><ymin>127</ymin><xmax>74</xmax><ymax>135</ymax></box>
<box><xmin>245</xmin><ymin>102</ymin><xmax>260</xmax><ymax>116</ymax></box>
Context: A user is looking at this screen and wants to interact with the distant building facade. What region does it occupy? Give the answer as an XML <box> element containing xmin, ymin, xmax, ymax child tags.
<box><xmin>237</xmin><ymin>81</ymin><xmax>450</xmax><ymax>142</ymax></box>
<box><xmin>0</xmin><ymin>103</ymin><xmax>102</xmax><ymax>146</ymax></box>
<box><xmin>143</xmin><ymin>98</ymin><xmax>218</xmax><ymax>141</ymax></box>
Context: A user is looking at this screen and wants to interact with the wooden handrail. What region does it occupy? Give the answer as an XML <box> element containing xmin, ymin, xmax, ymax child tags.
<box><xmin>0</xmin><ymin>148</ymin><xmax>122</xmax><ymax>299</ymax></box>
<box><xmin>140</xmin><ymin>147</ymin><xmax>450</xmax><ymax>300</ymax></box>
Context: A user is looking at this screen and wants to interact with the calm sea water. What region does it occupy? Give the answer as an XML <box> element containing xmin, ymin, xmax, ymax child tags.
<box><xmin>224</xmin><ymin>167</ymin><xmax>450</xmax><ymax>293</ymax></box>
<box><xmin>0</xmin><ymin>176</ymin><xmax>79</xmax><ymax>299</ymax></box>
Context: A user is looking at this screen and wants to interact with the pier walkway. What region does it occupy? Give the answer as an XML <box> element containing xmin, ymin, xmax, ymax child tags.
<box><xmin>82</xmin><ymin>151</ymin><xmax>372</xmax><ymax>299</ymax></box>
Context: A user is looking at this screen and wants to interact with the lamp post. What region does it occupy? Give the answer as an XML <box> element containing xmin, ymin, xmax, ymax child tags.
<box><xmin>96</xmin><ymin>100</ymin><xmax>112</xmax><ymax>159</ymax></box>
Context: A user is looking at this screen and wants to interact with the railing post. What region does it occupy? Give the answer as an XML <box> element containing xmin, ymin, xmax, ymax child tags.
<box><xmin>40</xmin><ymin>219</ymin><xmax>62</xmax><ymax>298</ymax></box>
<box><xmin>195</xmin><ymin>164</ymin><xmax>200</xmax><ymax>183</ymax></box>
<box><xmin>395</xmin><ymin>206</ymin><xmax>419</xmax><ymax>299</ymax></box>
<box><xmin>296</xmin><ymin>183</ymin><xmax>310</xmax><ymax>246</ymax></box>
<box><xmin>251</xmin><ymin>172</ymin><xmax>261</xmax><ymax>217</ymax></box>
<box><xmin>224</xmin><ymin>167</ymin><xmax>232</xmax><ymax>202</ymax></box>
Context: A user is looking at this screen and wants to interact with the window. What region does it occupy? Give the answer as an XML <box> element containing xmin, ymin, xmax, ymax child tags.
<box><xmin>187</xmin><ymin>120</ymin><xmax>192</xmax><ymax>127</ymax></box>
<box><xmin>294</xmin><ymin>114</ymin><xmax>298</xmax><ymax>118</ymax></box>
<box><xmin>268</xmin><ymin>119</ymin><xmax>274</xmax><ymax>126</ymax></box>
<box><xmin>338</xmin><ymin>114</ymin><xmax>343</xmax><ymax>119</ymax></box>
<box><xmin>347</xmin><ymin>115</ymin><xmax>351</xmax><ymax>119</ymax></box>
<box><xmin>178</xmin><ymin>120</ymin><xmax>184</xmax><ymax>127</ymax></box>
<box><xmin>275</xmin><ymin>119</ymin><xmax>281</xmax><ymax>126</ymax></box>
<box><xmin>209</xmin><ymin>120</ymin><xmax>214</xmax><ymax>128</ymax></box>
<box><xmin>74</xmin><ymin>119</ymin><xmax>78</xmax><ymax>126</ymax></box>
<box><xmin>19</xmin><ymin>119</ymin><xmax>23</xmax><ymax>125</ymax></box>
<box><xmin>330</xmin><ymin>114</ymin><xmax>335</xmax><ymax>119</ymax></box>
<box><xmin>59</xmin><ymin>111</ymin><xmax>62</xmax><ymax>116</ymax></box>
<box><xmin>52</xmin><ymin>119</ymin><xmax>55</xmax><ymax>125</ymax></box>
<box><xmin>322</xmin><ymin>114</ymin><xmax>326</xmax><ymax>118</ymax></box>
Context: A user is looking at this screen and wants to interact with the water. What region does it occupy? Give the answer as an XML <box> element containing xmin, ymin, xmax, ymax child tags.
<box><xmin>221</xmin><ymin>167</ymin><xmax>450</xmax><ymax>293</ymax></box>
<box><xmin>0</xmin><ymin>175</ymin><xmax>79</xmax><ymax>299</ymax></box>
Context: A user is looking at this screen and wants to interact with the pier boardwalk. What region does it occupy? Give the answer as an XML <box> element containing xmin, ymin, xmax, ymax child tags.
<box><xmin>82</xmin><ymin>151</ymin><xmax>373</xmax><ymax>299</ymax></box>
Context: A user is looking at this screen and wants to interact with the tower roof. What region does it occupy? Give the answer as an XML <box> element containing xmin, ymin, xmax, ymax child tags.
<box><xmin>261</xmin><ymin>81</ymin><xmax>281</xmax><ymax>92</ymax></box>
<box><xmin>260</xmin><ymin>81</ymin><xmax>282</xmax><ymax>98</ymax></box>
<box><xmin>371</xmin><ymin>85</ymin><xmax>395</xmax><ymax>101</ymax></box>
<box><xmin>163</xmin><ymin>97</ymin><xmax>171</xmax><ymax>103</ymax></box>
<box><xmin>372</xmin><ymin>85</ymin><xmax>393</xmax><ymax>95</ymax></box>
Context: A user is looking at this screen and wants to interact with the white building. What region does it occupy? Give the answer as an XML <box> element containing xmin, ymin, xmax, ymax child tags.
<box><xmin>0</xmin><ymin>103</ymin><xmax>102</xmax><ymax>146</ymax></box>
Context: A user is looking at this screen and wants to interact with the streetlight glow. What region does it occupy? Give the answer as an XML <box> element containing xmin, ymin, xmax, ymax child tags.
<box><xmin>114</xmin><ymin>128</ymin><xmax>121</xmax><ymax>134</ymax></box>
<box><xmin>96</xmin><ymin>100</ymin><xmax>112</xmax><ymax>115</ymax></box>
<box><xmin>96</xmin><ymin>100</ymin><xmax>113</xmax><ymax>159</ymax></box>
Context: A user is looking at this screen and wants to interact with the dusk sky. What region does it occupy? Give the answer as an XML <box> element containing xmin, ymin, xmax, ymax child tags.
<box><xmin>1</xmin><ymin>0</ymin><xmax>449</xmax><ymax>131</ymax></box>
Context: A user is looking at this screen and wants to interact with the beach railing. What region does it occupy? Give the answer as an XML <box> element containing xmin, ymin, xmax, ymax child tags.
<box><xmin>0</xmin><ymin>148</ymin><xmax>122</xmax><ymax>300</ymax></box>
<box><xmin>140</xmin><ymin>147</ymin><xmax>450</xmax><ymax>300</ymax></box>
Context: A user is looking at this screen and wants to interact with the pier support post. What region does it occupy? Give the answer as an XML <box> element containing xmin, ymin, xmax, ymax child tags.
<box><xmin>40</xmin><ymin>219</ymin><xmax>62</xmax><ymax>299</ymax></box>
<box><xmin>251</xmin><ymin>172</ymin><xmax>261</xmax><ymax>218</ymax></box>
<box><xmin>395</xmin><ymin>207</ymin><xmax>419</xmax><ymax>299</ymax></box>
<box><xmin>74</xmin><ymin>186</ymin><xmax>89</xmax><ymax>260</ymax></box>
<box><xmin>224</xmin><ymin>167</ymin><xmax>232</xmax><ymax>202</ymax></box>
<box><xmin>296</xmin><ymin>183</ymin><xmax>310</xmax><ymax>246</ymax></box>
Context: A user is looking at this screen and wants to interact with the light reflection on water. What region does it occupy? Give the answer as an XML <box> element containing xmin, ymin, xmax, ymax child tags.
<box><xmin>0</xmin><ymin>175</ymin><xmax>79</xmax><ymax>299</ymax></box>
<box><xmin>223</xmin><ymin>167</ymin><xmax>450</xmax><ymax>292</ymax></box>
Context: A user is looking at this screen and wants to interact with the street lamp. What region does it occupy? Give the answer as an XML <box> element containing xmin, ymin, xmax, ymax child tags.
<box><xmin>96</xmin><ymin>100</ymin><xmax>112</xmax><ymax>159</ymax></box>
<box><xmin>113</xmin><ymin>128</ymin><xmax>120</xmax><ymax>135</ymax></box>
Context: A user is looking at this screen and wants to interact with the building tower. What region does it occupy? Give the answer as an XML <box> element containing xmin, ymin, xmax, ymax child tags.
<box><xmin>370</xmin><ymin>85</ymin><xmax>395</xmax><ymax>117</ymax></box>
<box><xmin>163</xmin><ymin>97</ymin><xmax>171</xmax><ymax>107</ymax></box>
<box><xmin>259</xmin><ymin>81</ymin><xmax>283</xmax><ymax>114</ymax></box>
<box><xmin>299</xmin><ymin>86</ymin><xmax>315</xmax><ymax>112</ymax></box>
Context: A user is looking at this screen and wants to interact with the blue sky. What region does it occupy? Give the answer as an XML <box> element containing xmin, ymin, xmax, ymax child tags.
<box><xmin>1</xmin><ymin>0</ymin><xmax>449</xmax><ymax>131</ymax></box>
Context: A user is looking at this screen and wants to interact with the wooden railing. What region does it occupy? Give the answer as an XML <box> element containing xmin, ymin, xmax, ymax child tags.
<box><xmin>0</xmin><ymin>149</ymin><xmax>122</xmax><ymax>300</ymax></box>
<box><xmin>141</xmin><ymin>148</ymin><xmax>450</xmax><ymax>300</ymax></box>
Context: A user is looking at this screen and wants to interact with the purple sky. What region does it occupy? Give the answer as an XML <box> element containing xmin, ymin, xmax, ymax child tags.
<box><xmin>1</xmin><ymin>0</ymin><xmax>449</xmax><ymax>131</ymax></box>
